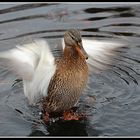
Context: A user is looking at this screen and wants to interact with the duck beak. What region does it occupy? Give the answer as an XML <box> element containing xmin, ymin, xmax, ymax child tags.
<box><xmin>77</xmin><ymin>42</ymin><xmax>88</xmax><ymax>60</ymax></box>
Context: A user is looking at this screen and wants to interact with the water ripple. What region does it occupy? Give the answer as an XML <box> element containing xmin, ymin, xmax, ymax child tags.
<box><xmin>0</xmin><ymin>3</ymin><xmax>54</xmax><ymax>15</ymax></box>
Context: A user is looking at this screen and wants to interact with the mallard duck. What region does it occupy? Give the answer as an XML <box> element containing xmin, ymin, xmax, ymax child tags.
<box><xmin>0</xmin><ymin>29</ymin><xmax>125</xmax><ymax>121</ymax></box>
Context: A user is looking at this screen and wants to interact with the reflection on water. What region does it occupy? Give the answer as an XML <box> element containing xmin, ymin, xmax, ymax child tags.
<box><xmin>29</xmin><ymin>119</ymin><xmax>102</xmax><ymax>136</ymax></box>
<box><xmin>46</xmin><ymin>120</ymin><xmax>88</xmax><ymax>136</ymax></box>
<box><xmin>0</xmin><ymin>3</ymin><xmax>140</xmax><ymax>136</ymax></box>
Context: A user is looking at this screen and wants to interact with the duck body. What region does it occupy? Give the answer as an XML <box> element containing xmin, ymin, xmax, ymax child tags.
<box><xmin>43</xmin><ymin>46</ymin><xmax>88</xmax><ymax>113</ymax></box>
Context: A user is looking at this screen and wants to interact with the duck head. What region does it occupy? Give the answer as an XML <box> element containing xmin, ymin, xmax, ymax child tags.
<box><xmin>64</xmin><ymin>29</ymin><xmax>88</xmax><ymax>60</ymax></box>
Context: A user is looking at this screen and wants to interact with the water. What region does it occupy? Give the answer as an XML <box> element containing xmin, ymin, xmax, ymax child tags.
<box><xmin>0</xmin><ymin>3</ymin><xmax>140</xmax><ymax>137</ymax></box>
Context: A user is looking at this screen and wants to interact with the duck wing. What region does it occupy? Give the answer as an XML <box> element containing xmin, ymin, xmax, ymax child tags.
<box><xmin>82</xmin><ymin>38</ymin><xmax>127</xmax><ymax>73</ymax></box>
<box><xmin>0</xmin><ymin>39</ymin><xmax>56</xmax><ymax>104</ymax></box>
<box><xmin>0</xmin><ymin>39</ymin><xmax>55</xmax><ymax>80</ymax></box>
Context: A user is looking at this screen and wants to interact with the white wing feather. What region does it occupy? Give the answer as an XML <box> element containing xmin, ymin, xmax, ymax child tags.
<box><xmin>82</xmin><ymin>39</ymin><xmax>126</xmax><ymax>71</ymax></box>
<box><xmin>0</xmin><ymin>39</ymin><xmax>56</xmax><ymax>104</ymax></box>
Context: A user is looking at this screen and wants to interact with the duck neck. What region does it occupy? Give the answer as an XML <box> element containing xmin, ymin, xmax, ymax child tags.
<box><xmin>63</xmin><ymin>46</ymin><xmax>79</xmax><ymax>60</ymax></box>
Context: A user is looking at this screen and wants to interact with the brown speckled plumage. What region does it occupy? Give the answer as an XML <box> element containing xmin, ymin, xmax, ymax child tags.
<box><xmin>42</xmin><ymin>29</ymin><xmax>89</xmax><ymax>113</ymax></box>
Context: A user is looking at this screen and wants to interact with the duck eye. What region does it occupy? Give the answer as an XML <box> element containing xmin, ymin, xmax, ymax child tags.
<box><xmin>69</xmin><ymin>33</ymin><xmax>78</xmax><ymax>42</ymax></box>
<box><xmin>70</xmin><ymin>35</ymin><xmax>75</xmax><ymax>41</ymax></box>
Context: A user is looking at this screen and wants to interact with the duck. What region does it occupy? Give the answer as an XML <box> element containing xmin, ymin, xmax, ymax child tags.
<box><xmin>0</xmin><ymin>29</ymin><xmax>125</xmax><ymax>121</ymax></box>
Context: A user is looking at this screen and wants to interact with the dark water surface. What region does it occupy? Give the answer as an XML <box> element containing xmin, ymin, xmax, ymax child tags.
<box><xmin>0</xmin><ymin>3</ymin><xmax>140</xmax><ymax>137</ymax></box>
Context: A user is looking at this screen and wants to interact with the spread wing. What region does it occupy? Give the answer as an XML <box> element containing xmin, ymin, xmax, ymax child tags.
<box><xmin>0</xmin><ymin>39</ymin><xmax>54</xmax><ymax>80</ymax></box>
<box><xmin>82</xmin><ymin>39</ymin><xmax>127</xmax><ymax>72</ymax></box>
<box><xmin>0</xmin><ymin>39</ymin><xmax>56</xmax><ymax>104</ymax></box>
